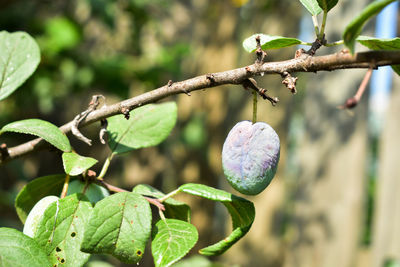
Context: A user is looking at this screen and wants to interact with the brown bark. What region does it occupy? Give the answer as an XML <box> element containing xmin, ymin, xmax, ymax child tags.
<box><xmin>2</xmin><ymin>50</ymin><xmax>399</xmax><ymax>165</ymax></box>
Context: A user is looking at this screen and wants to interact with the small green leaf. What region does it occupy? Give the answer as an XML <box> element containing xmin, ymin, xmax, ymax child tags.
<box><xmin>343</xmin><ymin>0</ymin><xmax>396</xmax><ymax>53</ymax></box>
<box><xmin>242</xmin><ymin>34</ymin><xmax>302</xmax><ymax>53</ymax></box>
<box><xmin>62</xmin><ymin>152</ymin><xmax>98</xmax><ymax>176</ymax></box>
<box><xmin>152</xmin><ymin>219</ymin><xmax>198</xmax><ymax>267</ymax></box>
<box><xmin>81</xmin><ymin>192</ymin><xmax>152</xmax><ymax>264</ymax></box>
<box><xmin>34</xmin><ymin>194</ymin><xmax>92</xmax><ymax>267</ymax></box>
<box><xmin>15</xmin><ymin>174</ymin><xmax>65</xmax><ymax>224</ymax></box>
<box><xmin>317</xmin><ymin>0</ymin><xmax>339</xmax><ymax>11</ymax></box>
<box><xmin>299</xmin><ymin>0</ymin><xmax>322</xmax><ymax>15</ymax></box>
<box><xmin>107</xmin><ymin>102</ymin><xmax>177</xmax><ymax>155</ymax></box>
<box><xmin>0</xmin><ymin>119</ymin><xmax>71</xmax><ymax>152</ymax></box>
<box><xmin>0</xmin><ymin>227</ymin><xmax>51</xmax><ymax>267</ymax></box>
<box><xmin>133</xmin><ymin>184</ymin><xmax>191</xmax><ymax>222</ymax></box>
<box><xmin>177</xmin><ymin>183</ymin><xmax>255</xmax><ymax>256</ymax></box>
<box><xmin>0</xmin><ymin>31</ymin><xmax>40</xmax><ymax>101</ymax></box>
<box><xmin>357</xmin><ymin>36</ymin><xmax>400</xmax><ymax>75</ymax></box>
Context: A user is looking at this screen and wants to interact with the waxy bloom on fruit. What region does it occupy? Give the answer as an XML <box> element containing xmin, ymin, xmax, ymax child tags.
<box><xmin>222</xmin><ymin>121</ymin><xmax>280</xmax><ymax>195</ymax></box>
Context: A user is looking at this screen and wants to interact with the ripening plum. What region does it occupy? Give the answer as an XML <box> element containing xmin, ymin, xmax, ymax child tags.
<box><xmin>222</xmin><ymin>121</ymin><xmax>280</xmax><ymax>195</ymax></box>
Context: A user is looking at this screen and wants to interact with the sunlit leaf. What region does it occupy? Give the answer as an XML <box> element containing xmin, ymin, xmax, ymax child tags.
<box><xmin>15</xmin><ymin>174</ymin><xmax>65</xmax><ymax>224</ymax></box>
<box><xmin>243</xmin><ymin>34</ymin><xmax>303</xmax><ymax>53</ymax></box>
<box><xmin>299</xmin><ymin>0</ymin><xmax>322</xmax><ymax>15</ymax></box>
<box><xmin>107</xmin><ymin>102</ymin><xmax>177</xmax><ymax>154</ymax></box>
<box><xmin>175</xmin><ymin>183</ymin><xmax>255</xmax><ymax>255</ymax></box>
<box><xmin>152</xmin><ymin>219</ymin><xmax>198</xmax><ymax>267</ymax></box>
<box><xmin>81</xmin><ymin>192</ymin><xmax>152</xmax><ymax>264</ymax></box>
<box><xmin>0</xmin><ymin>31</ymin><xmax>40</xmax><ymax>101</ymax></box>
<box><xmin>343</xmin><ymin>0</ymin><xmax>396</xmax><ymax>53</ymax></box>
<box><xmin>34</xmin><ymin>194</ymin><xmax>92</xmax><ymax>267</ymax></box>
<box><xmin>0</xmin><ymin>227</ymin><xmax>51</xmax><ymax>267</ymax></box>
<box><xmin>62</xmin><ymin>152</ymin><xmax>98</xmax><ymax>176</ymax></box>
<box><xmin>0</xmin><ymin>119</ymin><xmax>71</xmax><ymax>152</ymax></box>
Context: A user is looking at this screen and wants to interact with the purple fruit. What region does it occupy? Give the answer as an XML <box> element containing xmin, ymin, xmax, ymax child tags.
<box><xmin>222</xmin><ymin>121</ymin><xmax>280</xmax><ymax>195</ymax></box>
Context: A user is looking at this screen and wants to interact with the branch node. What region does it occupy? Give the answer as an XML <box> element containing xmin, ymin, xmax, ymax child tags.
<box><xmin>340</xmin><ymin>49</ymin><xmax>350</xmax><ymax>55</ymax></box>
<box><xmin>206</xmin><ymin>73</ymin><xmax>216</xmax><ymax>85</ymax></box>
<box><xmin>306</xmin><ymin>35</ymin><xmax>327</xmax><ymax>56</ymax></box>
<box><xmin>87</xmin><ymin>169</ymin><xmax>97</xmax><ymax>178</ymax></box>
<box><xmin>120</xmin><ymin>106</ymin><xmax>130</xmax><ymax>120</ymax></box>
<box><xmin>295</xmin><ymin>48</ymin><xmax>307</xmax><ymax>58</ymax></box>
<box><xmin>255</xmin><ymin>35</ymin><xmax>267</xmax><ymax>64</ymax></box>
<box><xmin>167</xmin><ymin>80</ymin><xmax>173</xmax><ymax>87</ymax></box>
<box><xmin>245</xmin><ymin>66</ymin><xmax>251</xmax><ymax>73</ymax></box>
<box><xmin>71</xmin><ymin>95</ymin><xmax>105</xmax><ymax>146</ymax></box>
<box><xmin>0</xmin><ymin>143</ymin><xmax>9</xmax><ymax>161</ymax></box>
<box><xmin>281</xmin><ymin>72</ymin><xmax>298</xmax><ymax>94</ymax></box>
<box><xmin>242</xmin><ymin>78</ymin><xmax>278</xmax><ymax>106</ymax></box>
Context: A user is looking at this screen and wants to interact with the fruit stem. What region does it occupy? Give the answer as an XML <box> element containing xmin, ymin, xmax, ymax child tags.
<box><xmin>98</xmin><ymin>153</ymin><xmax>114</xmax><ymax>179</ymax></box>
<box><xmin>60</xmin><ymin>174</ymin><xmax>70</xmax><ymax>199</ymax></box>
<box><xmin>252</xmin><ymin>90</ymin><xmax>257</xmax><ymax>124</ymax></box>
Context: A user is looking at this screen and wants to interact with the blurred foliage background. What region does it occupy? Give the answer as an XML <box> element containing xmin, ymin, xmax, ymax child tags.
<box><xmin>0</xmin><ymin>0</ymin><xmax>399</xmax><ymax>266</ymax></box>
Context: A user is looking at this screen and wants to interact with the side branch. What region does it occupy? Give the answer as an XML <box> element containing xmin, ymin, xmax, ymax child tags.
<box><xmin>2</xmin><ymin>50</ymin><xmax>400</xmax><ymax>164</ymax></box>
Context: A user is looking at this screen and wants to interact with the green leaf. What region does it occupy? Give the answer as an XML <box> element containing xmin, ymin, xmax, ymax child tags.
<box><xmin>317</xmin><ymin>0</ymin><xmax>339</xmax><ymax>11</ymax></box>
<box><xmin>343</xmin><ymin>0</ymin><xmax>396</xmax><ymax>53</ymax></box>
<box><xmin>0</xmin><ymin>31</ymin><xmax>40</xmax><ymax>101</ymax></box>
<box><xmin>242</xmin><ymin>34</ymin><xmax>302</xmax><ymax>53</ymax></box>
<box><xmin>152</xmin><ymin>219</ymin><xmax>198</xmax><ymax>267</ymax></box>
<box><xmin>357</xmin><ymin>36</ymin><xmax>400</xmax><ymax>75</ymax></box>
<box><xmin>62</xmin><ymin>152</ymin><xmax>98</xmax><ymax>176</ymax></box>
<box><xmin>107</xmin><ymin>102</ymin><xmax>177</xmax><ymax>154</ymax></box>
<box><xmin>34</xmin><ymin>194</ymin><xmax>92</xmax><ymax>267</ymax></box>
<box><xmin>0</xmin><ymin>119</ymin><xmax>71</xmax><ymax>152</ymax></box>
<box><xmin>357</xmin><ymin>36</ymin><xmax>400</xmax><ymax>50</ymax></box>
<box><xmin>133</xmin><ymin>184</ymin><xmax>191</xmax><ymax>222</ymax></box>
<box><xmin>171</xmin><ymin>255</ymin><xmax>212</xmax><ymax>267</ymax></box>
<box><xmin>299</xmin><ymin>0</ymin><xmax>322</xmax><ymax>15</ymax></box>
<box><xmin>81</xmin><ymin>192</ymin><xmax>152</xmax><ymax>264</ymax></box>
<box><xmin>177</xmin><ymin>183</ymin><xmax>255</xmax><ymax>256</ymax></box>
<box><xmin>15</xmin><ymin>174</ymin><xmax>65</xmax><ymax>224</ymax></box>
<box><xmin>0</xmin><ymin>227</ymin><xmax>51</xmax><ymax>267</ymax></box>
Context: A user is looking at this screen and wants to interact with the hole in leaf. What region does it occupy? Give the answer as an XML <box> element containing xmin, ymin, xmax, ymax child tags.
<box><xmin>71</xmin><ymin>232</ymin><xmax>76</xmax><ymax>237</ymax></box>
<box><xmin>56</xmin><ymin>247</ymin><xmax>61</xmax><ymax>252</ymax></box>
<box><xmin>60</xmin><ymin>258</ymin><xmax>65</xmax><ymax>263</ymax></box>
<box><xmin>136</xmin><ymin>250</ymin><xmax>142</xmax><ymax>256</ymax></box>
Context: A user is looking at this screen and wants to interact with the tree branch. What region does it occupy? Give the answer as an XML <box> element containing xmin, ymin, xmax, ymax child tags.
<box><xmin>2</xmin><ymin>50</ymin><xmax>400</xmax><ymax>164</ymax></box>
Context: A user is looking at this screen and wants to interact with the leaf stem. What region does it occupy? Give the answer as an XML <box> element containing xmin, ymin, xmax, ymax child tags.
<box><xmin>319</xmin><ymin>11</ymin><xmax>328</xmax><ymax>40</ymax></box>
<box><xmin>325</xmin><ymin>40</ymin><xmax>344</xmax><ymax>47</ymax></box>
<box><xmin>301</xmin><ymin>42</ymin><xmax>314</xmax><ymax>46</ymax></box>
<box><xmin>158</xmin><ymin>188</ymin><xmax>181</xmax><ymax>203</ymax></box>
<box><xmin>98</xmin><ymin>153</ymin><xmax>114</xmax><ymax>179</ymax></box>
<box><xmin>60</xmin><ymin>174</ymin><xmax>70</xmax><ymax>198</ymax></box>
<box><xmin>159</xmin><ymin>209</ymin><xmax>166</xmax><ymax>221</ymax></box>
<box><xmin>252</xmin><ymin>91</ymin><xmax>257</xmax><ymax>124</ymax></box>
<box><xmin>312</xmin><ymin>15</ymin><xmax>320</xmax><ymax>37</ymax></box>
